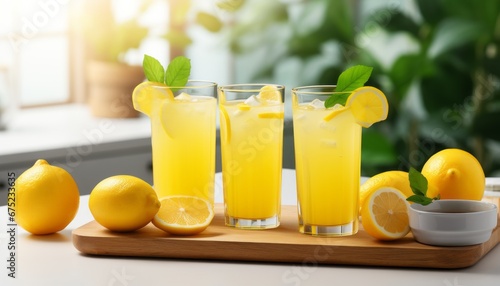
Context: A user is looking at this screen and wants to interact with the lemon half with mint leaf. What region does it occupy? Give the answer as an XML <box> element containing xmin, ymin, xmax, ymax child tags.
<box><xmin>323</xmin><ymin>65</ymin><xmax>388</xmax><ymax>127</ymax></box>
<box><xmin>132</xmin><ymin>55</ymin><xmax>191</xmax><ymax>116</ymax></box>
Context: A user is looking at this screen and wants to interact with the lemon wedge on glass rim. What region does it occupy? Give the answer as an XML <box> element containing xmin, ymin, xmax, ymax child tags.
<box><xmin>323</xmin><ymin>86</ymin><xmax>388</xmax><ymax>127</ymax></box>
<box><xmin>258</xmin><ymin>85</ymin><xmax>281</xmax><ymax>102</ymax></box>
<box><xmin>132</xmin><ymin>81</ymin><xmax>174</xmax><ymax>116</ymax></box>
<box><xmin>132</xmin><ymin>81</ymin><xmax>176</xmax><ymax>137</ymax></box>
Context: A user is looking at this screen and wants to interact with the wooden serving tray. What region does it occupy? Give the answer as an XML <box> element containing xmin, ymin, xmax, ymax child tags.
<box><xmin>72</xmin><ymin>205</ymin><xmax>500</xmax><ymax>269</ymax></box>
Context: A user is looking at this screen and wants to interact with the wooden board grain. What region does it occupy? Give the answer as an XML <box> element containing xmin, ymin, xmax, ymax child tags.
<box><xmin>72</xmin><ymin>205</ymin><xmax>500</xmax><ymax>269</ymax></box>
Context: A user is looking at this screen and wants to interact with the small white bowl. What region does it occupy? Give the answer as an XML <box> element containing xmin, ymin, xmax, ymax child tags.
<box><xmin>409</xmin><ymin>200</ymin><xmax>498</xmax><ymax>246</ymax></box>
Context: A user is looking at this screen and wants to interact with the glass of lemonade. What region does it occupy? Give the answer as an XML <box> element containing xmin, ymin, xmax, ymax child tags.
<box><xmin>218</xmin><ymin>84</ymin><xmax>285</xmax><ymax>229</ymax></box>
<box><xmin>292</xmin><ymin>85</ymin><xmax>361</xmax><ymax>236</ymax></box>
<box><xmin>134</xmin><ymin>81</ymin><xmax>217</xmax><ymax>206</ymax></box>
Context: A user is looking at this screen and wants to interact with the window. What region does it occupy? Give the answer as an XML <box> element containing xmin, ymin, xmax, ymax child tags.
<box><xmin>0</xmin><ymin>0</ymin><xmax>231</xmax><ymax>111</ymax></box>
<box><xmin>0</xmin><ymin>0</ymin><xmax>71</xmax><ymax>107</ymax></box>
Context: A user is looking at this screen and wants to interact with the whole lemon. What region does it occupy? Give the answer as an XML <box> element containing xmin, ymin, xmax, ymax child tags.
<box><xmin>15</xmin><ymin>159</ymin><xmax>80</xmax><ymax>235</ymax></box>
<box><xmin>89</xmin><ymin>175</ymin><xmax>160</xmax><ymax>232</ymax></box>
<box><xmin>422</xmin><ymin>148</ymin><xmax>485</xmax><ymax>200</ymax></box>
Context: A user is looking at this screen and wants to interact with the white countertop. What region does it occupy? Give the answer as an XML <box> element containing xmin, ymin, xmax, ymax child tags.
<box><xmin>1</xmin><ymin>169</ymin><xmax>499</xmax><ymax>286</ymax></box>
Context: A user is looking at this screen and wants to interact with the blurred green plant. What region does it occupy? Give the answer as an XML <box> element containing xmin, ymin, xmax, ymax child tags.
<box><xmin>193</xmin><ymin>0</ymin><xmax>500</xmax><ymax>176</ymax></box>
<box><xmin>80</xmin><ymin>0</ymin><xmax>152</xmax><ymax>63</ymax></box>
<box><xmin>367</xmin><ymin>0</ymin><xmax>500</xmax><ymax>176</ymax></box>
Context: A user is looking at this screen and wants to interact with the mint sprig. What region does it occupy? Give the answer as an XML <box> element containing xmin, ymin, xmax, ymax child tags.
<box><xmin>324</xmin><ymin>65</ymin><xmax>373</xmax><ymax>108</ymax></box>
<box><xmin>143</xmin><ymin>55</ymin><xmax>165</xmax><ymax>83</ymax></box>
<box><xmin>142</xmin><ymin>54</ymin><xmax>191</xmax><ymax>90</ymax></box>
<box><xmin>406</xmin><ymin>167</ymin><xmax>439</xmax><ymax>206</ymax></box>
<box><xmin>165</xmin><ymin>56</ymin><xmax>191</xmax><ymax>88</ymax></box>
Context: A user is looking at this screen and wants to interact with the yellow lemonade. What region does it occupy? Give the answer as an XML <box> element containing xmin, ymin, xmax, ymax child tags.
<box><xmin>219</xmin><ymin>84</ymin><xmax>284</xmax><ymax>228</ymax></box>
<box><xmin>220</xmin><ymin>101</ymin><xmax>283</xmax><ymax>218</ymax></box>
<box><xmin>293</xmin><ymin>105</ymin><xmax>361</xmax><ymax>227</ymax></box>
<box><xmin>151</xmin><ymin>96</ymin><xmax>216</xmax><ymax>203</ymax></box>
<box><xmin>133</xmin><ymin>81</ymin><xmax>217</xmax><ymax>207</ymax></box>
<box><xmin>291</xmin><ymin>85</ymin><xmax>388</xmax><ymax>236</ymax></box>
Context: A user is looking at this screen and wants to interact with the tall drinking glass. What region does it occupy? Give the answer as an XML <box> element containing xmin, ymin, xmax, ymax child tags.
<box><xmin>218</xmin><ymin>84</ymin><xmax>284</xmax><ymax>229</ymax></box>
<box><xmin>292</xmin><ymin>85</ymin><xmax>361</xmax><ymax>236</ymax></box>
<box><xmin>133</xmin><ymin>81</ymin><xmax>217</xmax><ymax>206</ymax></box>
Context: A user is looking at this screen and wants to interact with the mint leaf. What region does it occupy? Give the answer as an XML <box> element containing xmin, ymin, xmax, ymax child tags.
<box><xmin>409</xmin><ymin>167</ymin><xmax>428</xmax><ymax>196</ymax></box>
<box><xmin>406</xmin><ymin>195</ymin><xmax>433</xmax><ymax>206</ymax></box>
<box><xmin>406</xmin><ymin>167</ymin><xmax>439</xmax><ymax>205</ymax></box>
<box><xmin>143</xmin><ymin>55</ymin><xmax>165</xmax><ymax>83</ymax></box>
<box><xmin>336</xmin><ymin>65</ymin><xmax>373</xmax><ymax>92</ymax></box>
<box><xmin>165</xmin><ymin>56</ymin><xmax>191</xmax><ymax>88</ymax></box>
<box><xmin>142</xmin><ymin>55</ymin><xmax>192</xmax><ymax>89</ymax></box>
<box><xmin>324</xmin><ymin>92</ymin><xmax>350</xmax><ymax>107</ymax></box>
<box><xmin>324</xmin><ymin>65</ymin><xmax>373</xmax><ymax>108</ymax></box>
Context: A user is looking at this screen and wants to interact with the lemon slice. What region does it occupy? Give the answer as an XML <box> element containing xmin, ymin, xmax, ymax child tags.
<box><xmin>237</xmin><ymin>103</ymin><xmax>251</xmax><ymax>111</ymax></box>
<box><xmin>132</xmin><ymin>81</ymin><xmax>174</xmax><ymax>116</ymax></box>
<box><xmin>346</xmin><ymin>86</ymin><xmax>388</xmax><ymax>127</ymax></box>
<box><xmin>258</xmin><ymin>112</ymin><xmax>284</xmax><ymax>119</ymax></box>
<box><xmin>361</xmin><ymin>187</ymin><xmax>410</xmax><ymax>240</ymax></box>
<box><xmin>219</xmin><ymin>105</ymin><xmax>231</xmax><ymax>143</ymax></box>
<box><xmin>133</xmin><ymin>81</ymin><xmax>177</xmax><ymax>138</ymax></box>
<box><xmin>152</xmin><ymin>196</ymin><xmax>214</xmax><ymax>236</ymax></box>
<box><xmin>323</xmin><ymin>107</ymin><xmax>348</xmax><ymax>121</ymax></box>
<box><xmin>257</xmin><ymin>85</ymin><xmax>281</xmax><ymax>102</ymax></box>
<box><xmin>160</xmin><ymin>100</ymin><xmax>176</xmax><ymax>139</ymax></box>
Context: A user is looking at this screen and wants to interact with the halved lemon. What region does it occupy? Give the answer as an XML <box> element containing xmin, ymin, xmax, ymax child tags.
<box><xmin>219</xmin><ymin>105</ymin><xmax>231</xmax><ymax>143</ymax></box>
<box><xmin>257</xmin><ymin>85</ymin><xmax>281</xmax><ymax>102</ymax></box>
<box><xmin>361</xmin><ymin>187</ymin><xmax>410</xmax><ymax>240</ymax></box>
<box><xmin>258</xmin><ymin>112</ymin><xmax>284</xmax><ymax>119</ymax></box>
<box><xmin>359</xmin><ymin>171</ymin><xmax>414</xmax><ymax>213</ymax></box>
<box><xmin>132</xmin><ymin>81</ymin><xmax>174</xmax><ymax>116</ymax></box>
<box><xmin>346</xmin><ymin>86</ymin><xmax>388</xmax><ymax>127</ymax></box>
<box><xmin>152</xmin><ymin>196</ymin><xmax>214</xmax><ymax>236</ymax></box>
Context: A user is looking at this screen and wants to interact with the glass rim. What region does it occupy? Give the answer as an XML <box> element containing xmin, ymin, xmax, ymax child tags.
<box><xmin>218</xmin><ymin>83</ymin><xmax>285</xmax><ymax>93</ymax></box>
<box><xmin>291</xmin><ymin>85</ymin><xmax>341</xmax><ymax>95</ymax></box>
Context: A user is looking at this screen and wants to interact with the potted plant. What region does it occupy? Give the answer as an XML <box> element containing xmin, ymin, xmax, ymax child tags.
<box><xmin>81</xmin><ymin>0</ymin><xmax>151</xmax><ymax>118</ymax></box>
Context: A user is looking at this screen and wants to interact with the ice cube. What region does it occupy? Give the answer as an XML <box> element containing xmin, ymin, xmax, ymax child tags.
<box><xmin>175</xmin><ymin>92</ymin><xmax>191</xmax><ymax>101</ymax></box>
<box><xmin>331</xmin><ymin>103</ymin><xmax>343</xmax><ymax>110</ymax></box>
<box><xmin>244</xmin><ymin>95</ymin><xmax>261</xmax><ymax>106</ymax></box>
<box><xmin>308</xmin><ymin>99</ymin><xmax>325</xmax><ymax>109</ymax></box>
